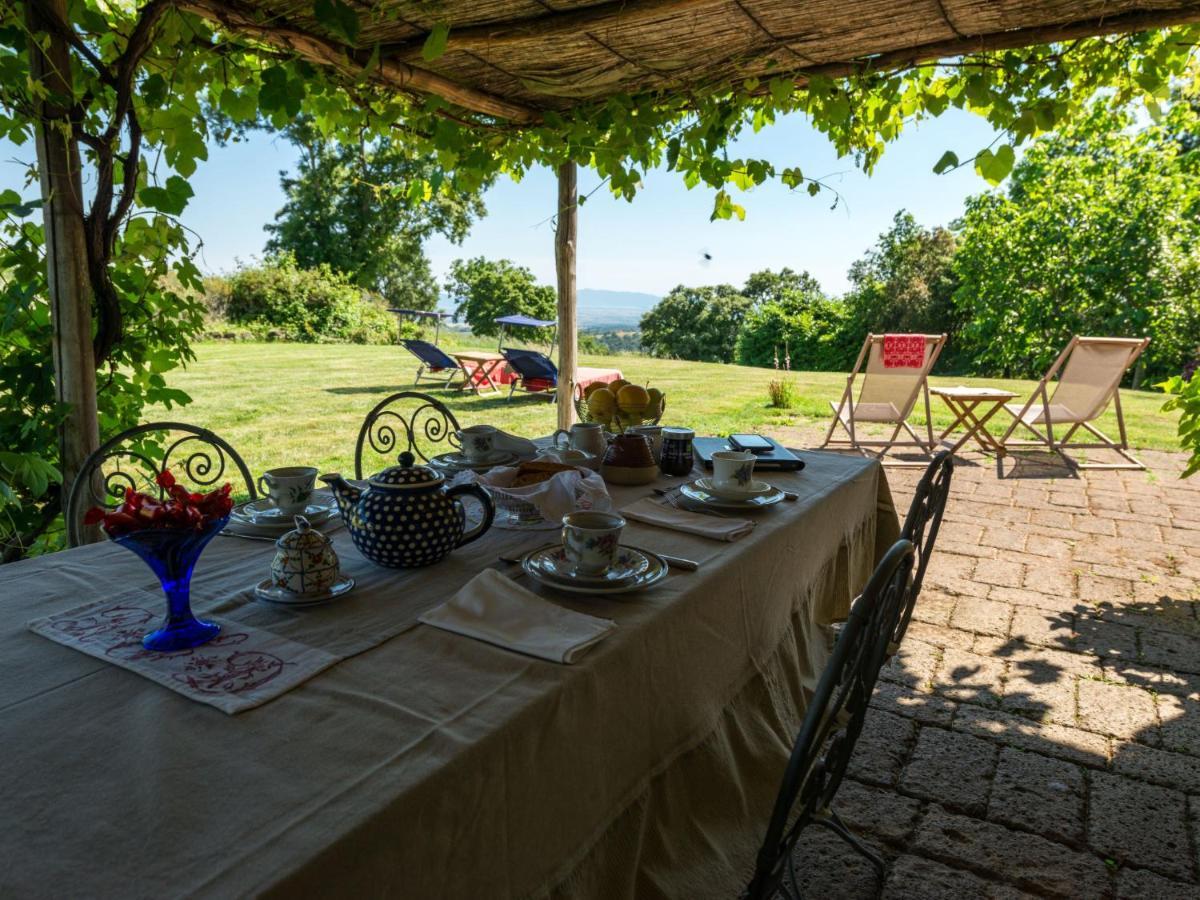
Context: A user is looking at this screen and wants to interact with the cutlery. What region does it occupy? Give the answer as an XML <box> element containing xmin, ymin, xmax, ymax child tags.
<box><xmin>653</xmin><ymin>487</ymin><xmax>733</xmax><ymax>519</ymax></box>
<box><xmin>498</xmin><ymin>551</ymin><xmax>698</xmax><ymax>572</ymax></box>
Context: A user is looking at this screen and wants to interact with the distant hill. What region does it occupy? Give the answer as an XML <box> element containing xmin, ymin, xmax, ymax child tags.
<box><xmin>577</xmin><ymin>289</ymin><xmax>659</xmax><ymax>328</ymax></box>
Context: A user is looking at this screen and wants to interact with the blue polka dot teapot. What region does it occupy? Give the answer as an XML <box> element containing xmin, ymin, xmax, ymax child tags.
<box><xmin>321</xmin><ymin>453</ymin><xmax>494</xmax><ymax>568</ymax></box>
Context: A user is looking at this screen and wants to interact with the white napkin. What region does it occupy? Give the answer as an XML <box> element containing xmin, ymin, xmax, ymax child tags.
<box><xmin>492</xmin><ymin>430</ymin><xmax>538</xmax><ymax>458</ymax></box>
<box><xmin>621</xmin><ymin>497</ymin><xmax>755</xmax><ymax>541</ymax></box>
<box><xmin>455</xmin><ymin>466</ymin><xmax>612</xmax><ymax>524</ymax></box>
<box><xmin>419</xmin><ymin>569</ymin><xmax>616</xmax><ymax>664</ymax></box>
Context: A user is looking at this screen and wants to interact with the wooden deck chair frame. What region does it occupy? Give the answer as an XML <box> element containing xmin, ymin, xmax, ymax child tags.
<box><xmin>820</xmin><ymin>333</ymin><xmax>947</xmax><ymax>466</ymax></box>
<box><xmin>999</xmin><ymin>336</ymin><xmax>1150</xmax><ymax>471</ymax></box>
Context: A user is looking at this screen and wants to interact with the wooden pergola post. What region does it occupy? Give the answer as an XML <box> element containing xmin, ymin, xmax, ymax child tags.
<box><xmin>554</xmin><ymin>161</ymin><xmax>578</xmax><ymax>431</ymax></box>
<box><xmin>28</xmin><ymin>0</ymin><xmax>100</xmax><ymax>520</ymax></box>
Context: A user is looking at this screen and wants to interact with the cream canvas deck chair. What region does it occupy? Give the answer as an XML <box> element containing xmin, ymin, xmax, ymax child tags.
<box><xmin>999</xmin><ymin>336</ymin><xmax>1150</xmax><ymax>470</ymax></box>
<box><xmin>821</xmin><ymin>333</ymin><xmax>947</xmax><ymax>464</ymax></box>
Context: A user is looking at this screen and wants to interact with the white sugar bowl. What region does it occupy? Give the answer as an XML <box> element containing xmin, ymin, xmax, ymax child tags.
<box><xmin>270</xmin><ymin>515</ymin><xmax>341</xmax><ymax>595</ymax></box>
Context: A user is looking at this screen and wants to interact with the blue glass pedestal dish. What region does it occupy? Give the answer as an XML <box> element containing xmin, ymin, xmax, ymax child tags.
<box><xmin>113</xmin><ymin>517</ymin><xmax>228</xmax><ymax>652</ymax></box>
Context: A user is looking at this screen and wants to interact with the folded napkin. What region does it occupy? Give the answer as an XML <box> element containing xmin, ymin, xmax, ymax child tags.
<box><xmin>492</xmin><ymin>430</ymin><xmax>538</xmax><ymax>458</ymax></box>
<box><xmin>621</xmin><ymin>497</ymin><xmax>755</xmax><ymax>542</ymax></box>
<box><xmin>419</xmin><ymin>569</ymin><xmax>616</xmax><ymax>664</ymax></box>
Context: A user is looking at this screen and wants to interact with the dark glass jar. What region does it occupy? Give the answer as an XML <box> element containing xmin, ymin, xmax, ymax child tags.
<box><xmin>659</xmin><ymin>427</ymin><xmax>695</xmax><ymax>477</ymax></box>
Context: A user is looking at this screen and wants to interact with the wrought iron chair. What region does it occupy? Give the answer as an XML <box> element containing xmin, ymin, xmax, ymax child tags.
<box><xmin>890</xmin><ymin>450</ymin><xmax>954</xmax><ymax>652</ymax></box>
<box><xmin>745</xmin><ymin>540</ymin><xmax>916</xmax><ymax>900</ymax></box>
<box><xmin>66</xmin><ymin>422</ymin><xmax>257</xmax><ymax>548</ymax></box>
<box><xmin>354</xmin><ymin>391</ymin><xmax>461</xmax><ymax>478</ymax></box>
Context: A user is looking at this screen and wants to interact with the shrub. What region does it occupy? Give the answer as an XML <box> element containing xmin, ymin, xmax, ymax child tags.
<box><xmin>210</xmin><ymin>254</ymin><xmax>400</xmax><ymax>344</ymax></box>
<box><xmin>767</xmin><ymin>378</ymin><xmax>798</xmax><ymax>409</ymax></box>
<box><xmin>1159</xmin><ymin>371</ymin><xmax>1200</xmax><ymax>478</ymax></box>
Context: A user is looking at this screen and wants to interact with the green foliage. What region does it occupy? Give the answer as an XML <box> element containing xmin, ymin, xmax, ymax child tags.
<box><xmin>1159</xmin><ymin>374</ymin><xmax>1200</xmax><ymax>478</ymax></box>
<box><xmin>443</xmin><ymin>258</ymin><xmax>556</xmax><ymax>340</ymax></box>
<box><xmin>264</xmin><ymin>121</ymin><xmax>487</xmax><ymax>307</ymax></box>
<box><xmin>213</xmin><ymin>255</ymin><xmax>398</xmax><ymax>344</ymax></box>
<box><xmin>766</xmin><ymin>378</ymin><xmax>798</xmax><ymax>409</ymax></box>
<box><xmin>640</xmin><ymin>285</ymin><xmax>754</xmax><ymax>363</ymax></box>
<box><xmin>733</xmin><ymin>268</ymin><xmax>855</xmax><ymax>371</ymax></box>
<box><xmin>953</xmin><ymin>102</ymin><xmax>1200</xmax><ymax>381</ymax></box>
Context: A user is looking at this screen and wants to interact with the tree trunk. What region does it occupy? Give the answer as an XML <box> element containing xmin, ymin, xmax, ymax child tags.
<box><xmin>28</xmin><ymin>0</ymin><xmax>100</xmax><ymax>535</ymax></box>
<box><xmin>554</xmin><ymin>162</ymin><xmax>578</xmax><ymax>431</ymax></box>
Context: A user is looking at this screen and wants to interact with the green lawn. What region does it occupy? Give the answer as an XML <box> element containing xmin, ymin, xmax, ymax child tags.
<box><xmin>156</xmin><ymin>341</ymin><xmax>1182</xmax><ymax>477</ymax></box>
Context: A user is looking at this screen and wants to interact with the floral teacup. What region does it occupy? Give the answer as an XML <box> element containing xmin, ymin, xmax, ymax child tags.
<box><xmin>258</xmin><ymin>466</ymin><xmax>317</xmax><ymax>515</ymax></box>
<box><xmin>456</xmin><ymin>425</ymin><xmax>498</xmax><ymax>461</ymax></box>
<box><xmin>561</xmin><ymin>511</ymin><xmax>625</xmax><ymax>575</ymax></box>
<box><xmin>711</xmin><ymin>450</ymin><xmax>756</xmax><ymax>496</ymax></box>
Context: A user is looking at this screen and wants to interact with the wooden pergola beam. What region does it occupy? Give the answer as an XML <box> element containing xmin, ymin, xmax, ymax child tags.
<box><xmin>176</xmin><ymin>0</ymin><xmax>541</xmax><ymax>123</ymax></box>
<box><xmin>554</xmin><ymin>162</ymin><xmax>578</xmax><ymax>431</ymax></box>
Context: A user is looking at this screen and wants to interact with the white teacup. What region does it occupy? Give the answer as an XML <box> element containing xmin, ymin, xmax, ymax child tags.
<box><xmin>258</xmin><ymin>466</ymin><xmax>318</xmax><ymax>515</ymax></box>
<box><xmin>456</xmin><ymin>425</ymin><xmax>498</xmax><ymax>461</ymax></box>
<box><xmin>561</xmin><ymin>510</ymin><xmax>625</xmax><ymax>575</ymax></box>
<box><xmin>711</xmin><ymin>450</ymin><xmax>756</xmax><ymax>496</ymax></box>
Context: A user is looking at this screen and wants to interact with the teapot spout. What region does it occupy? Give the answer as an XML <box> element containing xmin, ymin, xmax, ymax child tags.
<box><xmin>320</xmin><ymin>473</ymin><xmax>360</xmax><ymax>519</ymax></box>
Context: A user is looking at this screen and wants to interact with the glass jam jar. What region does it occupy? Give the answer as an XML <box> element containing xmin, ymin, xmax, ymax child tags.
<box><xmin>659</xmin><ymin>427</ymin><xmax>695</xmax><ymax>477</ymax></box>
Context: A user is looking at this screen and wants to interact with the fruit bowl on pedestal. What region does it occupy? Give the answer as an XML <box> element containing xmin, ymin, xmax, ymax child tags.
<box><xmin>575</xmin><ymin>380</ymin><xmax>665</xmax><ymax>434</ymax></box>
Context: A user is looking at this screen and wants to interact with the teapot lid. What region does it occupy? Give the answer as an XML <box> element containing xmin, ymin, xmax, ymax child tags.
<box><xmin>368</xmin><ymin>451</ymin><xmax>444</xmax><ymax>489</ymax></box>
<box><xmin>275</xmin><ymin>515</ymin><xmax>332</xmax><ymax>551</ymax></box>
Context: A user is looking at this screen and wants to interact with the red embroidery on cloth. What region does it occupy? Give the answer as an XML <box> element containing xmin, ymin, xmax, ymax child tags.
<box><xmin>173</xmin><ymin>650</ymin><xmax>287</xmax><ymax>694</ymax></box>
<box><xmin>881</xmin><ymin>334</ymin><xmax>927</xmax><ymax>369</ymax></box>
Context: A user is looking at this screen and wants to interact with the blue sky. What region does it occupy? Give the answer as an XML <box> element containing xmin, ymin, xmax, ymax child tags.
<box><xmin>2</xmin><ymin>107</ymin><xmax>1003</xmax><ymax>297</ymax></box>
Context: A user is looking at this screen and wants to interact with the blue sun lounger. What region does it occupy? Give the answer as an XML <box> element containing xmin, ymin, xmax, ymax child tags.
<box><xmin>391</xmin><ymin>309</ymin><xmax>459</xmax><ymax>387</ymax></box>
<box><xmin>500</xmin><ymin>347</ymin><xmax>559</xmax><ymax>398</ymax></box>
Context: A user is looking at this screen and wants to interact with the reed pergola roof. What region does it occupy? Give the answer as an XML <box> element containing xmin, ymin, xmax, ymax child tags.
<box><xmin>180</xmin><ymin>0</ymin><xmax>1200</xmax><ymax>123</ymax></box>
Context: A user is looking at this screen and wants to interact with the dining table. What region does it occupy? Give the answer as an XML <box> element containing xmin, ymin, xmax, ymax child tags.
<box><xmin>0</xmin><ymin>447</ymin><xmax>897</xmax><ymax>899</ymax></box>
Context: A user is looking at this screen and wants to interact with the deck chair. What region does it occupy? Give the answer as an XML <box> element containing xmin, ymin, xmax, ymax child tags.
<box><xmin>999</xmin><ymin>336</ymin><xmax>1150</xmax><ymax>470</ymax></box>
<box><xmin>401</xmin><ymin>339</ymin><xmax>460</xmax><ymax>388</ymax></box>
<box><xmin>821</xmin><ymin>333</ymin><xmax>947</xmax><ymax>465</ymax></box>
<box><xmin>501</xmin><ymin>348</ymin><xmax>558</xmax><ymax>399</ymax></box>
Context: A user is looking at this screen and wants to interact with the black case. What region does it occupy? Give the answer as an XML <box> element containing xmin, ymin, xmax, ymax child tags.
<box><xmin>693</xmin><ymin>436</ymin><xmax>806</xmax><ymax>471</ymax></box>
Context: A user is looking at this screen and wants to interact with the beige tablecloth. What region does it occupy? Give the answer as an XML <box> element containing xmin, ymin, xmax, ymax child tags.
<box><xmin>0</xmin><ymin>450</ymin><xmax>896</xmax><ymax>898</ymax></box>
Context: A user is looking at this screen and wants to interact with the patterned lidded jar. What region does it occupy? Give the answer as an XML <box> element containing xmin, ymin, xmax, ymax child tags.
<box><xmin>271</xmin><ymin>515</ymin><xmax>341</xmax><ymax>595</ymax></box>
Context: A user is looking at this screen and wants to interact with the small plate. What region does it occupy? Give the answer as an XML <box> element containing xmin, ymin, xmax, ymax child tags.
<box><xmin>230</xmin><ymin>496</ymin><xmax>338</xmax><ymax>529</ymax></box>
<box><xmin>694</xmin><ymin>476</ymin><xmax>774</xmax><ymax>500</ymax></box>
<box><xmin>526</xmin><ymin>545</ymin><xmax>652</xmax><ymax>585</ymax></box>
<box><xmin>253</xmin><ymin>574</ymin><xmax>355</xmax><ymax>607</ymax></box>
<box><xmin>522</xmin><ymin>545</ymin><xmax>668</xmax><ymax>595</ymax></box>
<box><xmin>429</xmin><ymin>449</ymin><xmax>518</xmax><ymax>471</ymax></box>
<box><xmin>680</xmin><ymin>480</ymin><xmax>785</xmax><ymax>510</ymax></box>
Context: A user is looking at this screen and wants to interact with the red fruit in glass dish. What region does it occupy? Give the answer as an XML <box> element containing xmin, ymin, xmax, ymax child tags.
<box><xmin>85</xmin><ymin>470</ymin><xmax>234</xmax><ymax>537</ymax></box>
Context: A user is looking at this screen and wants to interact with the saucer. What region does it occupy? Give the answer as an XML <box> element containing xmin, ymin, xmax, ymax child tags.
<box><xmin>430</xmin><ymin>449</ymin><xmax>518</xmax><ymax>471</ymax></box>
<box><xmin>229</xmin><ymin>496</ymin><xmax>338</xmax><ymax>531</ymax></box>
<box><xmin>526</xmin><ymin>545</ymin><xmax>652</xmax><ymax>585</ymax></box>
<box><xmin>694</xmin><ymin>476</ymin><xmax>774</xmax><ymax>501</ymax></box>
<box><xmin>522</xmin><ymin>545</ymin><xmax>668</xmax><ymax>595</ymax></box>
<box><xmin>253</xmin><ymin>574</ymin><xmax>355</xmax><ymax>607</ymax></box>
<box><xmin>680</xmin><ymin>480</ymin><xmax>785</xmax><ymax>510</ymax></box>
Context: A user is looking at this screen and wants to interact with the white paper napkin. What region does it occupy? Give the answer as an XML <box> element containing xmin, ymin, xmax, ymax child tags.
<box><xmin>621</xmin><ymin>497</ymin><xmax>755</xmax><ymax>541</ymax></box>
<box><xmin>492</xmin><ymin>430</ymin><xmax>539</xmax><ymax>458</ymax></box>
<box><xmin>419</xmin><ymin>569</ymin><xmax>616</xmax><ymax>664</ymax></box>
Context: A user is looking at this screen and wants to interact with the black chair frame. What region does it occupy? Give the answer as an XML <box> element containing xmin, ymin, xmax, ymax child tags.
<box><xmin>745</xmin><ymin>540</ymin><xmax>916</xmax><ymax>900</ymax></box>
<box><xmin>892</xmin><ymin>450</ymin><xmax>953</xmax><ymax>651</ymax></box>
<box><xmin>354</xmin><ymin>391</ymin><xmax>461</xmax><ymax>478</ymax></box>
<box><xmin>66</xmin><ymin>422</ymin><xmax>257</xmax><ymax>548</ymax></box>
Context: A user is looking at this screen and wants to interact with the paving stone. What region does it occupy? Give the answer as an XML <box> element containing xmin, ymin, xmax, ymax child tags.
<box><xmin>974</xmin><ymin>558</ymin><xmax>1025</xmax><ymax>589</ymax></box>
<box><xmin>951</xmin><ymin>704</ymin><xmax>1109</xmax><ymax>768</ymax></box>
<box><xmin>933</xmin><ymin>647</ymin><xmax>1005</xmax><ymax>707</ymax></box>
<box><xmin>1074</xmin><ymin>515</ymin><xmax>1117</xmax><ymax>536</ymax></box>
<box><xmin>911</xmin><ymin>590</ymin><xmax>956</xmax><ymax>627</ymax></box>
<box><xmin>1000</xmin><ymin>663</ymin><xmax>1078</xmax><ymax>727</ymax></box>
<box><xmin>987</xmin><ymin>747</ymin><xmax>1084</xmax><ymax>844</ymax></box>
<box><xmin>980</xmin><ymin>528</ymin><xmax>1027</xmax><ymax>553</ymax></box>
<box><xmin>789</xmin><ymin>824</ymin><xmax>882</xmax><ymax>899</ymax></box>
<box><xmin>880</xmin><ymin>638</ymin><xmax>940</xmax><ymax>690</ymax></box>
<box><xmin>900</xmin><ymin>727</ymin><xmax>997</xmax><ymax>816</ymax></box>
<box><xmin>1103</xmin><ymin>662</ymin><xmax>1200</xmax><ymax>700</ymax></box>
<box><xmin>1010</xmin><ymin>606</ymin><xmax>1074</xmax><ymax>652</ymax></box>
<box><xmin>1141</xmin><ymin>629</ymin><xmax>1200</xmax><ymax>674</ymax></box>
<box><xmin>926</xmin><ymin>553</ymin><xmax>976</xmax><ymax>582</ymax></box>
<box><xmin>1191</xmin><ymin>796</ymin><xmax>1200</xmax><ymax>882</ymax></box>
<box><xmin>949</xmin><ymin>596</ymin><xmax>1013</xmax><ymax>637</ymax></box>
<box><xmin>1088</xmin><ymin>771</ymin><xmax>1193</xmax><ymax>882</ymax></box>
<box><xmin>1022</xmin><ymin>562</ymin><xmax>1079</xmax><ymax>595</ymax></box>
<box><xmin>911</xmin><ymin>805</ymin><xmax>1109</xmax><ymax>898</ymax></box>
<box><xmin>870</xmin><ymin>681</ymin><xmax>957</xmax><ymax>726</ymax></box>
<box><xmin>1115</xmin><ymin>867</ymin><xmax>1199</xmax><ymax>900</ymax></box>
<box><xmin>835</xmin><ymin>778</ymin><xmax>922</xmax><ymax>844</ymax></box>
<box><xmin>1070</xmin><ymin>615</ymin><xmax>1139</xmax><ymax>661</ymax></box>
<box><xmin>1077</xmin><ymin>678</ymin><xmax>1158</xmax><ymax>741</ymax></box>
<box><xmin>883</xmin><ymin>854</ymin><xmax>1037</xmax><ymax>900</ymax></box>
<box><xmin>974</xmin><ymin>635</ymin><xmax>1099</xmax><ymax>676</ymax></box>
<box><xmin>1030</xmin><ymin>508</ymin><xmax>1074</xmax><ymax>529</ymax></box>
<box><xmin>1158</xmin><ymin>695</ymin><xmax>1200</xmax><ymax>757</ymax></box>
<box><xmin>846</xmin><ymin>709</ymin><xmax>917</xmax><ymax>787</ymax></box>
<box><xmin>905</xmin><ymin>621</ymin><xmax>976</xmax><ymax>651</ymax></box>
<box><xmin>1079</xmin><ymin>573</ymin><xmax>1134</xmax><ymax>603</ymax></box>
<box><xmin>1112</xmin><ymin>741</ymin><xmax>1200</xmax><ymax>793</ymax></box>
<box><xmin>988</xmin><ymin>586</ymin><xmax>1064</xmax><ymax>611</ymax></box>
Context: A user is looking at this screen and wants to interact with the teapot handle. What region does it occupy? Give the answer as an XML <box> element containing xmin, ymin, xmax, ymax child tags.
<box><xmin>447</xmin><ymin>483</ymin><xmax>495</xmax><ymax>547</ymax></box>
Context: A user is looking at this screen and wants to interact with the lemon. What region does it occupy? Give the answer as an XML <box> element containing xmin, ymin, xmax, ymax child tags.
<box><xmin>646</xmin><ymin>387</ymin><xmax>664</xmax><ymax>415</ymax></box>
<box><xmin>583</xmin><ymin>381</ymin><xmax>607</xmax><ymax>399</ymax></box>
<box><xmin>617</xmin><ymin>384</ymin><xmax>650</xmax><ymax>413</ymax></box>
<box><xmin>588</xmin><ymin>387</ymin><xmax>617</xmax><ymax>419</ymax></box>
<box><xmin>608</xmin><ymin>378</ymin><xmax>630</xmax><ymax>395</ymax></box>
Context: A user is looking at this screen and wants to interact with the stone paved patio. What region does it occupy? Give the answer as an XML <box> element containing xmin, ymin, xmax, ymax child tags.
<box><xmin>779</xmin><ymin>441</ymin><xmax>1200</xmax><ymax>898</ymax></box>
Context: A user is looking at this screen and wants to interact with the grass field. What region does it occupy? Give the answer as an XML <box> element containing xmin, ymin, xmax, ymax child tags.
<box><xmin>156</xmin><ymin>341</ymin><xmax>1183</xmax><ymax>478</ymax></box>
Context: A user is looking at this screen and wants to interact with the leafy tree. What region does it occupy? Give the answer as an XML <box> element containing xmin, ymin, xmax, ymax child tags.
<box><xmin>953</xmin><ymin>102</ymin><xmax>1200</xmax><ymax>382</ymax></box>
<box><xmin>264</xmin><ymin>122</ymin><xmax>486</xmax><ymax>307</ymax></box>
<box><xmin>640</xmin><ymin>285</ymin><xmax>754</xmax><ymax>363</ymax></box>
<box><xmin>741</xmin><ymin>268</ymin><xmax>825</xmax><ymax>305</ymax></box>
<box><xmin>843</xmin><ymin>212</ymin><xmax>962</xmax><ymax>360</ymax></box>
<box><xmin>443</xmin><ymin>258</ymin><xmax>556</xmax><ymax>340</ymax></box>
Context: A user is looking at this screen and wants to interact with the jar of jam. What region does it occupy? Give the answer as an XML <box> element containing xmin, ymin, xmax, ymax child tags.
<box><xmin>659</xmin><ymin>427</ymin><xmax>695</xmax><ymax>477</ymax></box>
